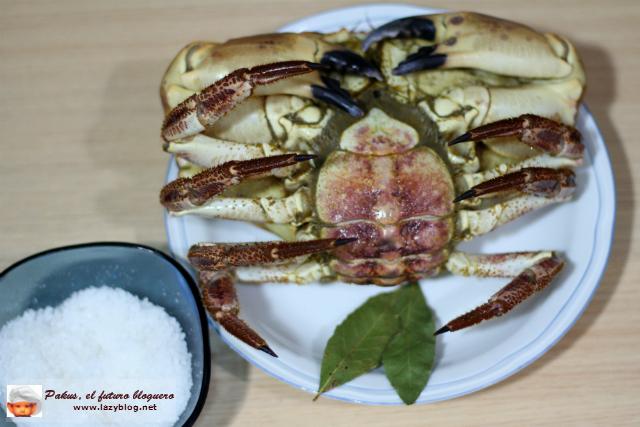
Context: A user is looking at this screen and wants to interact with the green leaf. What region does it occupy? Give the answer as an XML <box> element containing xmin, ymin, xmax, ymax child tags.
<box><xmin>382</xmin><ymin>283</ymin><xmax>435</xmax><ymax>405</ymax></box>
<box><xmin>315</xmin><ymin>291</ymin><xmax>400</xmax><ymax>399</ymax></box>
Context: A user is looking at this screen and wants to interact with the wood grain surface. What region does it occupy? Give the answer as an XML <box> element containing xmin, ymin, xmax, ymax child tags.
<box><xmin>1</xmin><ymin>1</ymin><xmax>638</xmax><ymax>425</ymax></box>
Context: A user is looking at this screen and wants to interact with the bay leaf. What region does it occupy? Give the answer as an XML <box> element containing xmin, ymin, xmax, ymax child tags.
<box><xmin>382</xmin><ymin>283</ymin><xmax>435</xmax><ymax>405</ymax></box>
<box><xmin>315</xmin><ymin>291</ymin><xmax>399</xmax><ymax>399</ymax></box>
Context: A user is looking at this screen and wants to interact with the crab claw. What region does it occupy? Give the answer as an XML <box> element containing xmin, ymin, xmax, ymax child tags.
<box><xmin>311</xmin><ymin>76</ymin><xmax>364</xmax><ymax>117</ymax></box>
<box><xmin>364</xmin><ymin>12</ymin><xmax>574</xmax><ymax>79</ymax></box>
<box><xmin>362</xmin><ymin>16</ymin><xmax>436</xmax><ymax>51</ymax></box>
<box><xmin>435</xmin><ymin>255</ymin><xmax>564</xmax><ymax>335</ymax></box>
<box><xmin>449</xmin><ymin>114</ymin><xmax>584</xmax><ymax>160</ymax></box>
<box><xmin>321</xmin><ymin>50</ymin><xmax>383</xmax><ymax>81</ymax></box>
<box><xmin>393</xmin><ymin>48</ymin><xmax>446</xmax><ymax>76</ymax></box>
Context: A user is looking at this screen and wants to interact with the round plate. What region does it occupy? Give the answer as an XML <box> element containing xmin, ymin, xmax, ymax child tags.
<box><xmin>164</xmin><ymin>4</ymin><xmax>615</xmax><ymax>404</ymax></box>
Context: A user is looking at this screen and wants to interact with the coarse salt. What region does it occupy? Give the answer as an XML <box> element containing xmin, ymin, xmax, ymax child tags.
<box><xmin>0</xmin><ymin>286</ymin><xmax>193</xmax><ymax>426</ymax></box>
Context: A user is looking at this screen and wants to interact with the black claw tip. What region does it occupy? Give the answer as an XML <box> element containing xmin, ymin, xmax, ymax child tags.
<box><xmin>448</xmin><ymin>132</ymin><xmax>471</xmax><ymax>146</ymax></box>
<box><xmin>258</xmin><ymin>345</ymin><xmax>278</xmax><ymax>358</ymax></box>
<box><xmin>392</xmin><ymin>53</ymin><xmax>447</xmax><ymax>75</ymax></box>
<box><xmin>404</xmin><ymin>45</ymin><xmax>438</xmax><ymax>62</ymax></box>
<box><xmin>321</xmin><ymin>50</ymin><xmax>383</xmax><ymax>81</ymax></box>
<box><xmin>294</xmin><ymin>154</ymin><xmax>317</xmax><ymax>162</ymax></box>
<box><xmin>334</xmin><ymin>237</ymin><xmax>358</xmax><ymax>247</ymax></box>
<box><xmin>453</xmin><ymin>189</ymin><xmax>476</xmax><ymax>203</ymax></box>
<box><xmin>307</xmin><ymin>62</ymin><xmax>330</xmax><ymax>71</ymax></box>
<box><xmin>362</xmin><ymin>16</ymin><xmax>436</xmax><ymax>52</ymax></box>
<box><xmin>351</xmin><ymin>107</ymin><xmax>365</xmax><ymax>117</ymax></box>
<box><xmin>311</xmin><ymin>83</ymin><xmax>364</xmax><ymax>117</ymax></box>
<box><xmin>434</xmin><ymin>325</ymin><xmax>450</xmax><ymax>336</ymax></box>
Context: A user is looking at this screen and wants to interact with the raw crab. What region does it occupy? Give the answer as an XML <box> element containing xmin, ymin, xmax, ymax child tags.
<box><xmin>159</xmin><ymin>12</ymin><xmax>585</xmax><ymax>356</ymax></box>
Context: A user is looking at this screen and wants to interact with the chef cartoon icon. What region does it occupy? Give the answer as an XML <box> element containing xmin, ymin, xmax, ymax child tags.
<box><xmin>6</xmin><ymin>385</ymin><xmax>42</xmax><ymax>418</ymax></box>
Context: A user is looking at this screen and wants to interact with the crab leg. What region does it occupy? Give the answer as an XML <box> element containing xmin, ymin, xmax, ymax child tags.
<box><xmin>160</xmin><ymin>153</ymin><xmax>314</xmax><ymax>212</ymax></box>
<box><xmin>446</xmin><ymin>251</ymin><xmax>554</xmax><ymax>277</ymax></box>
<box><xmin>449</xmin><ymin>115</ymin><xmax>584</xmax><ymax>160</ymax></box>
<box><xmin>199</xmin><ymin>270</ymin><xmax>277</xmax><ymax>356</ymax></box>
<box><xmin>170</xmin><ymin>189</ymin><xmax>310</xmax><ymax>223</ymax></box>
<box><xmin>459</xmin><ymin>153</ymin><xmax>582</xmax><ymax>189</ymax></box>
<box><xmin>436</xmin><ymin>255</ymin><xmax>564</xmax><ymax>334</ymax></box>
<box><xmin>456</xmin><ymin>162</ymin><xmax>576</xmax><ymax>239</ymax></box>
<box><xmin>457</xmin><ymin>190</ymin><xmax>574</xmax><ymax>239</ymax></box>
<box><xmin>189</xmin><ymin>238</ymin><xmax>355</xmax><ymax>271</ymax></box>
<box><xmin>191</xmin><ymin>238</ymin><xmax>355</xmax><ymax>356</ymax></box>
<box><xmin>163</xmin><ymin>61</ymin><xmax>315</xmax><ymax>141</ymax></box>
<box><xmin>454</xmin><ymin>168</ymin><xmax>576</xmax><ymax>203</ymax></box>
<box><xmin>162</xmin><ymin>61</ymin><xmax>363</xmax><ymax>142</ymax></box>
<box><xmin>452</xmin><ymin>114</ymin><xmax>583</xmax><ymax>196</ymax></box>
<box><xmin>235</xmin><ymin>261</ymin><xmax>332</xmax><ymax>284</ymax></box>
<box><xmin>165</xmin><ymin>134</ymin><xmax>286</xmax><ymax>169</ymax></box>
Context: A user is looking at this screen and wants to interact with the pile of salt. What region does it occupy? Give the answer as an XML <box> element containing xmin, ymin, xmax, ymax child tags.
<box><xmin>0</xmin><ymin>287</ymin><xmax>193</xmax><ymax>426</ymax></box>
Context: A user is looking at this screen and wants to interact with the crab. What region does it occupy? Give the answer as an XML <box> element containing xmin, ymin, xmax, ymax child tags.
<box><xmin>159</xmin><ymin>12</ymin><xmax>585</xmax><ymax>357</ymax></box>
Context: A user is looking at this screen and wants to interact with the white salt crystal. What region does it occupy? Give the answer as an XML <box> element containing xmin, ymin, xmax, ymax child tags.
<box><xmin>0</xmin><ymin>287</ymin><xmax>193</xmax><ymax>426</ymax></box>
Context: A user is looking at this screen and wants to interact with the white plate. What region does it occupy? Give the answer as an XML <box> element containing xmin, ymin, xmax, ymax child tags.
<box><xmin>164</xmin><ymin>4</ymin><xmax>615</xmax><ymax>404</ymax></box>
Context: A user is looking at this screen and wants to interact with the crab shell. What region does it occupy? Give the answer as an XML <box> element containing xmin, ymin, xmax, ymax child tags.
<box><xmin>315</xmin><ymin>109</ymin><xmax>455</xmax><ymax>285</ymax></box>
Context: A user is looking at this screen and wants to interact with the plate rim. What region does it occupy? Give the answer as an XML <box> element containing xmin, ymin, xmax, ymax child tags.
<box><xmin>163</xmin><ymin>3</ymin><xmax>616</xmax><ymax>405</ymax></box>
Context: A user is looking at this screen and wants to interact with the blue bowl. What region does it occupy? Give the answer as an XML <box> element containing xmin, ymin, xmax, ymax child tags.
<box><xmin>0</xmin><ymin>242</ymin><xmax>210</xmax><ymax>426</ymax></box>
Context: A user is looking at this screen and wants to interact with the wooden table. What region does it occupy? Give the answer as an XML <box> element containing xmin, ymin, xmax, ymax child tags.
<box><xmin>2</xmin><ymin>1</ymin><xmax>638</xmax><ymax>425</ymax></box>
